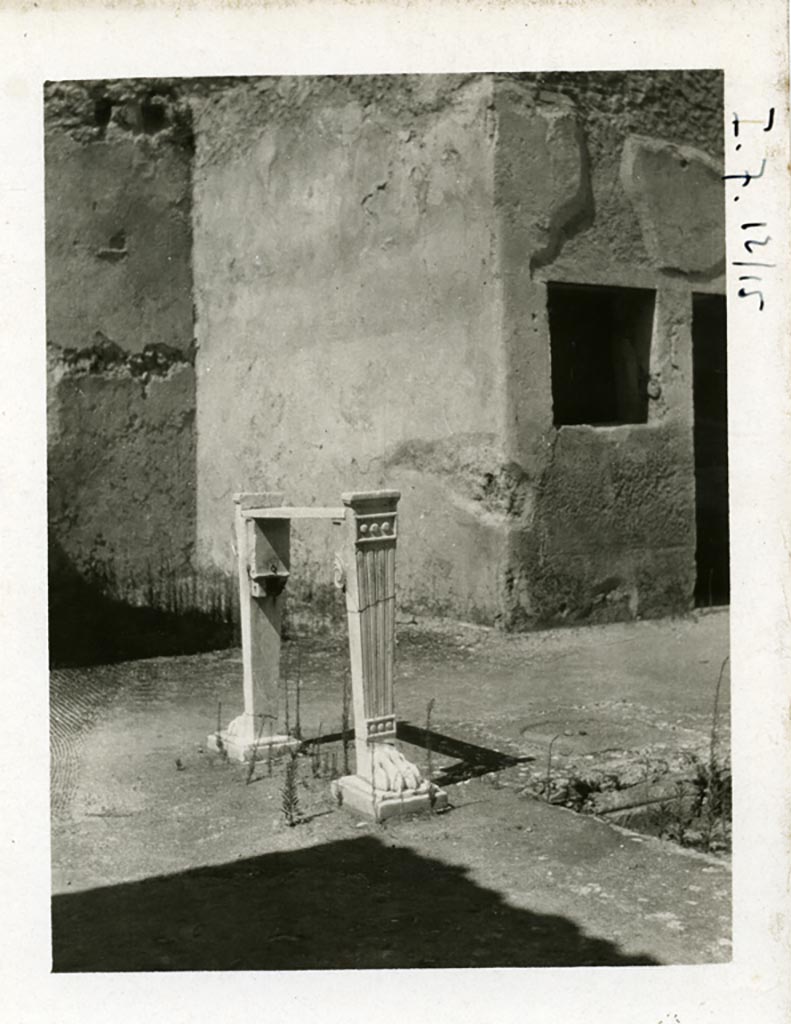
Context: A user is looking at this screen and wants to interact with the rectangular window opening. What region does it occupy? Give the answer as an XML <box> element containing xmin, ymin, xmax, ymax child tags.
<box><xmin>548</xmin><ymin>282</ymin><xmax>656</xmax><ymax>427</ymax></box>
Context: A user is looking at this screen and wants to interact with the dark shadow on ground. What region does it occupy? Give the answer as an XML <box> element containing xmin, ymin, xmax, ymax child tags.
<box><xmin>397</xmin><ymin>722</ymin><xmax>533</xmax><ymax>785</ymax></box>
<box><xmin>48</xmin><ymin>537</ymin><xmax>235</xmax><ymax>668</ymax></box>
<box><xmin>52</xmin><ymin>834</ymin><xmax>659</xmax><ymax>971</ymax></box>
<box><xmin>310</xmin><ymin>724</ymin><xmax>532</xmax><ymax>786</ymax></box>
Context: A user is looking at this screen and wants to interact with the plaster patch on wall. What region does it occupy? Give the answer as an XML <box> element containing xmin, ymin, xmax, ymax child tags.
<box><xmin>494</xmin><ymin>85</ymin><xmax>593</xmax><ymax>273</ymax></box>
<box><xmin>49</xmin><ymin>336</ymin><xmax>194</xmax><ymax>382</ymax></box>
<box><xmin>621</xmin><ymin>135</ymin><xmax>725</xmax><ymax>276</ymax></box>
<box><xmin>191</xmin><ymin>73</ymin><xmax>483</xmax><ymax>171</ymax></box>
<box><xmin>531</xmin><ymin>107</ymin><xmax>593</xmax><ymax>271</ymax></box>
<box><xmin>384</xmin><ymin>434</ymin><xmax>535</xmax><ymax>527</ymax></box>
<box><xmin>44</xmin><ymin>79</ymin><xmax>194</xmax><ymax>150</ymax></box>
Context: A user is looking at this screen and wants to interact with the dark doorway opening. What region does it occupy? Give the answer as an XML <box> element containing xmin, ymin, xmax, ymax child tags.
<box><xmin>547</xmin><ymin>282</ymin><xmax>655</xmax><ymax>427</ymax></box>
<box><xmin>692</xmin><ymin>293</ymin><xmax>729</xmax><ymax>606</ymax></box>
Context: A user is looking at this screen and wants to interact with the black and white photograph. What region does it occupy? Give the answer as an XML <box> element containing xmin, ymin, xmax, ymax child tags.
<box><xmin>47</xmin><ymin>68</ymin><xmax>733</xmax><ymax>971</ymax></box>
<box><xmin>2</xmin><ymin>2</ymin><xmax>789</xmax><ymax>1022</ymax></box>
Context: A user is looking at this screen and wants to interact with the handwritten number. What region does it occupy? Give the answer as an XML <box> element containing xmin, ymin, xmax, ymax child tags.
<box><xmin>729</xmin><ymin>111</ymin><xmax>774</xmax><ymax>311</ymax></box>
<box><xmin>732</xmin><ymin>108</ymin><xmax>775</xmax><ymax>134</ymax></box>
<box><xmin>723</xmin><ymin>158</ymin><xmax>767</xmax><ymax>186</ymax></box>
<box><xmin>744</xmin><ymin>236</ymin><xmax>771</xmax><ymax>254</ymax></box>
<box><xmin>738</xmin><ymin>287</ymin><xmax>765</xmax><ymax>311</ymax></box>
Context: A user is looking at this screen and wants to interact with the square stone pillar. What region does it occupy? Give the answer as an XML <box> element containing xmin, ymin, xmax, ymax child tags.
<box><xmin>207</xmin><ymin>492</ymin><xmax>300</xmax><ymax>762</ymax></box>
<box><xmin>332</xmin><ymin>490</ymin><xmax>447</xmax><ymax>820</ymax></box>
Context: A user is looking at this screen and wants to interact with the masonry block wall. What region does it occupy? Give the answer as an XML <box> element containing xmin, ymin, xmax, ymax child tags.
<box><xmin>494</xmin><ymin>72</ymin><xmax>725</xmax><ymax>625</ymax></box>
<box><xmin>46</xmin><ymin>71</ymin><xmax>725</xmax><ymax>639</ymax></box>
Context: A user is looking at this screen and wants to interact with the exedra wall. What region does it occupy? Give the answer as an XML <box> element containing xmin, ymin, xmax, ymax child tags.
<box><xmin>46</xmin><ymin>70</ymin><xmax>726</xmax><ymax>643</ymax></box>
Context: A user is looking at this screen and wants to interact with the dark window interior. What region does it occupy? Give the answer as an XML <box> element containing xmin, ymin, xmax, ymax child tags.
<box><xmin>692</xmin><ymin>292</ymin><xmax>729</xmax><ymax>606</ymax></box>
<box><xmin>548</xmin><ymin>282</ymin><xmax>656</xmax><ymax>427</ymax></box>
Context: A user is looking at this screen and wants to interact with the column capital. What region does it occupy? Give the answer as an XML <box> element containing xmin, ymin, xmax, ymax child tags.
<box><xmin>341</xmin><ymin>489</ymin><xmax>400</xmax><ymax>509</ymax></box>
<box><xmin>234</xmin><ymin>492</ymin><xmax>286</xmax><ymax>510</ymax></box>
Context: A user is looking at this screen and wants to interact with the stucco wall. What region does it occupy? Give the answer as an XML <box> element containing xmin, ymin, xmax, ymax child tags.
<box><xmin>192</xmin><ymin>70</ymin><xmax>723</xmax><ymax>627</ymax></box>
<box><xmin>192</xmin><ymin>75</ymin><xmax>507</xmax><ymax>621</ymax></box>
<box><xmin>46</xmin><ymin>80</ymin><xmax>198</xmax><ymax>609</ymax></box>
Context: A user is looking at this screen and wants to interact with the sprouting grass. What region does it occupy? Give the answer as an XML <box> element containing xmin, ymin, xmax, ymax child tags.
<box><xmin>425</xmin><ymin>698</ymin><xmax>436</xmax><ymax>809</ymax></box>
<box><xmin>214</xmin><ymin>701</ymin><xmax>227</xmax><ymax>760</ymax></box>
<box><xmin>425</xmin><ymin>698</ymin><xmax>435</xmax><ymax>782</ymax></box>
<box><xmin>246</xmin><ymin>713</ymin><xmax>274</xmax><ymax>785</ymax></box>
<box><xmin>544</xmin><ymin>734</ymin><xmax>561</xmax><ymax>803</ymax></box>
<box><xmin>294</xmin><ymin>641</ymin><xmax>302</xmax><ymax>741</ymax></box>
<box><xmin>310</xmin><ymin>722</ymin><xmax>323</xmax><ymax>778</ymax></box>
<box><xmin>341</xmin><ymin>671</ymin><xmax>351</xmax><ymax>776</ymax></box>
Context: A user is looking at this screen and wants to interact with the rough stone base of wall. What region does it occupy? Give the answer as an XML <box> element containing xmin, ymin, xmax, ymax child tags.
<box><xmin>48</xmin><ymin>536</ymin><xmax>237</xmax><ymax>667</ymax></box>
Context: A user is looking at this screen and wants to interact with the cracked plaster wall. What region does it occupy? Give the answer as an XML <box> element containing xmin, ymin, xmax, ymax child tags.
<box><xmin>46</xmin><ymin>80</ymin><xmax>198</xmax><ymax>606</ymax></box>
<box><xmin>192</xmin><ymin>75</ymin><xmax>507</xmax><ymax>620</ymax></box>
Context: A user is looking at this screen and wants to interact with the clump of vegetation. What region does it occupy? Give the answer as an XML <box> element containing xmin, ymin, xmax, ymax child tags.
<box><xmin>697</xmin><ymin>656</ymin><xmax>731</xmax><ymax>851</ymax></box>
<box><xmin>526</xmin><ymin>655</ymin><xmax>732</xmax><ymax>854</ymax></box>
<box><xmin>682</xmin><ymin>756</ymin><xmax>731</xmax><ymax>852</ymax></box>
<box><xmin>566</xmin><ymin>774</ymin><xmax>597</xmax><ymax>812</ymax></box>
<box><xmin>652</xmin><ymin>780</ymin><xmax>698</xmax><ymax>845</ymax></box>
<box><xmin>665</xmin><ymin>654</ymin><xmax>731</xmax><ymax>853</ymax></box>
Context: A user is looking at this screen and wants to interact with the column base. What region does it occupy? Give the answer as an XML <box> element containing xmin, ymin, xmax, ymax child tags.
<box><xmin>331</xmin><ymin>774</ymin><xmax>448</xmax><ymax>822</ymax></box>
<box><xmin>207</xmin><ymin>730</ymin><xmax>301</xmax><ymax>763</ymax></box>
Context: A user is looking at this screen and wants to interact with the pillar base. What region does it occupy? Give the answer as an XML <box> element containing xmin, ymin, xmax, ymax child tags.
<box><xmin>207</xmin><ymin>730</ymin><xmax>301</xmax><ymax>763</ymax></box>
<box><xmin>331</xmin><ymin>774</ymin><xmax>448</xmax><ymax>822</ymax></box>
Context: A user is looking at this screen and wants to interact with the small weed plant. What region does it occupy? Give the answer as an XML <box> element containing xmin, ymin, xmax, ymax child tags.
<box><xmin>294</xmin><ymin>641</ymin><xmax>303</xmax><ymax>740</ymax></box>
<box><xmin>214</xmin><ymin>701</ymin><xmax>228</xmax><ymax>760</ymax></box>
<box><xmin>310</xmin><ymin>722</ymin><xmax>323</xmax><ymax>778</ymax></box>
<box><xmin>281</xmin><ymin>750</ymin><xmax>301</xmax><ymax>827</ymax></box>
<box><xmin>425</xmin><ymin>698</ymin><xmax>436</xmax><ymax>809</ymax></box>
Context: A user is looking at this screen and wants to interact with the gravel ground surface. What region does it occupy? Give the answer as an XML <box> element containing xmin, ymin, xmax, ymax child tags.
<box><xmin>50</xmin><ymin>609</ymin><xmax>731</xmax><ymax>969</ymax></box>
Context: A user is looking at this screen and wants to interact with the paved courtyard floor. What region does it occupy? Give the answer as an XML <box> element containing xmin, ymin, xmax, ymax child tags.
<box><xmin>50</xmin><ymin>608</ymin><xmax>731</xmax><ymax>969</ymax></box>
